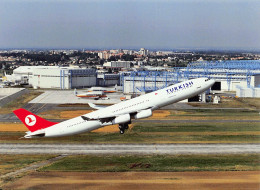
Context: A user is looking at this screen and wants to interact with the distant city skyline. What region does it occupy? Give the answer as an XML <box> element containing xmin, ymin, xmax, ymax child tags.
<box><xmin>0</xmin><ymin>0</ymin><xmax>260</xmax><ymax>50</ymax></box>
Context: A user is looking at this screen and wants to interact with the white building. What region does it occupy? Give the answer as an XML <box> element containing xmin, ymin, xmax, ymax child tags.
<box><xmin>140</xmin><ymin>48</ymin><xmax>149</xmax><ymax>56</ymax></box>
<box><xmin>98</xmin><ymin>51</ymin><xmax>110</xmax><ymax>60</ymax></box>
<box><xmin>29</xmin><ymin>67</ymin><xmax>97</xmax><ymax>89</ymax></box>
<box><xmin>236</xmin><ymin>86</ymin><xmax>260</xmax><ymax>97</ymax></box>
<box><xmin>103</xmin><ymin>61</ymin><xmax>132</xmax><ymax>69</ymax></box>
<box><xmin>5</xmin><ymin>66</ymin><xmax>49</xmax><ymax>85</ymax></box>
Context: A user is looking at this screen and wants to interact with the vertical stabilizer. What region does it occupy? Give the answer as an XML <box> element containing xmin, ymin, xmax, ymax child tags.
<box><xmin>13</xmin><ymin>108</ymin><xmax>58</xmax><ymax>132</ymax></box>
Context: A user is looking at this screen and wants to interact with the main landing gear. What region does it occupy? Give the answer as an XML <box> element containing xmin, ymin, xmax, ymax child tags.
<box><xmin>119</xmin><ymin>123</ymin><xmax>129</xmax><ymax>134</ymax></box>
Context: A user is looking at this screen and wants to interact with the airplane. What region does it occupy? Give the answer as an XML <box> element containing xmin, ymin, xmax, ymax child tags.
<box><xmin>13</xmin><ymin>78</ymin><xmax>215</xmax><ymax>138</ymax></box>
<box><xmin>74</xmin><ymin>89</ymin><xmax>108</xmax><ymax>100</ymax></box>
<box><xmin>88</xmin><ymin>87</ymin><xmax>117</xmax><ymax>93</ymax></box>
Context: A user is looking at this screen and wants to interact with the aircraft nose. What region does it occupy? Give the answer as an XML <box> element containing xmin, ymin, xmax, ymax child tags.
<box><xmin>203</xmin><ymin>78</ymin><xmax>215</xmax><ymax>87</ymax></box>
<box><xmin>210</xmin><ymin>79</ymin><xmax>215</xmax><ymax>84</ymax></box>
<box><xmin>208</xmin><ymin>79</ymin><xmax>215</xmax><ymax>87</ymax></box>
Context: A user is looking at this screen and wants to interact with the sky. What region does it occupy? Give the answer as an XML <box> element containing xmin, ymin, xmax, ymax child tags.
<box><xmin>0</xmin><ymin>0</ymin><xmax>260</xmax><ymax>50</ymax></box>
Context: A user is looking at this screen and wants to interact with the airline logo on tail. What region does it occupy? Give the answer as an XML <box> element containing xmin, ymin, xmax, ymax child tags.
<box><xmin>25</xmin><ymin>115</ymin><xmax>36</xmax><ymax>126</ymax></box>
<box><xmin>13</xmin><ymin>108</ymin><xmax>58</xmax><ymax>132</ymax></box>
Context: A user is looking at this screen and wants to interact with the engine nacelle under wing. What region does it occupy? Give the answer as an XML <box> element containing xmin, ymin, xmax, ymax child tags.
<box><xmin>134</xmin><ymin>109</ymin><xmax>152</xmax><ymax>119</ymax></box>
<box><xmin>112</xmin><ymin>114</ymin><xmax>131</xmax><ymax>124</ymax></box>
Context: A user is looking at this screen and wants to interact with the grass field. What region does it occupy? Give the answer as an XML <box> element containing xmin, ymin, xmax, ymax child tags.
<box><xmin>170</xmin><ymin>108</ymin><xmax>259</xmax><ymax>116</ymax></box>
<box><xmin>0</xmin><ymin>121</ymin><xmax>259</xmax><ymax>144</ymax></box>
<box><xmin>0</xmin><ymin>95</ymin><xmax>259</xmax><ymax>189</ymax></box>
<box><xmin>189</xmin><ymin>97</ymin><xmax>260</xmax><ymax>109</ymax></box>
<box><xmin>0</xmin><ymin>154</ymin><xmax>54</xmax><ymax>176</ymax></box>
<box><xmin>38</xmin><ymin>108</ymin><xmax>260</xmax><ymax>120</ymax></box>
<box><xmin>1</xmin><ymin>153</ymin><xmax>260</xmax><ymax>189</ymax></box>
<box><xmin>38</xmin><ymin>109</ymin><xmax>171</xmax><ymax>120</ymax></box>
<box><xmin>40</xmin><ymin>154</ymin><xmax>260</xmax><ymax>172</ymax></box>
<box><xmin>4</xmin><ymin>171</ymin><xmax>260</xmax><ymax>190</ymax></box>
<box><xmin>0</xmin><ymin>153</ymin><xmax>259</xmax><ymax>183</ymax></box>
<box><xmin>0</xmin><ymin>90</ymin><xmax>42</xmax><ymax>114</ymax></box>
<box><xmin>167</xmin><ymin>109</ymin><xmax>260</xmax><ymax>121</ymax></box>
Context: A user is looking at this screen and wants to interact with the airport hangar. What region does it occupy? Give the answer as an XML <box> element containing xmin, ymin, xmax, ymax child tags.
<box><xmin>121</xmin><ymin>60</ymin><xmax>260</xmax><ymax>98</ymax></box>
<box><xmin>9</xmin><ymin>66</ymin><xmax>120</xmax><ymax>89</ymax></box>
<box><xmin>7</xmin><ymin>60</ymin><xmax>260</xmax><ymax>97</ymax></box>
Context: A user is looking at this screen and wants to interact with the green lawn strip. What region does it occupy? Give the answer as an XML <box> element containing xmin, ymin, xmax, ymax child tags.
<box><xmin>169</xmin><ymin>109</ymin><xmax>259</xmax><ymax>117</ymax></box>
<box><xmin>40</xmin><ymin>154</ymin><xmax>260</xmax><ymax>172</ymax></box>
<box><xmin>133</xmin><ymin>122</ymin><xmax>260</xmax><ymax>133</ymax></box>
<box><xmin>1</xmin><ymin>130</ymin><xmax>259</xmax><ymax>144</ymax></box>
<box><xmin>188</xmin><ymin>98</ymin><xmax>260</xmax><ymax>109</ymax></box>
<box><xmin>3</xmin><ymin>91</ymin><xmax>42</xmax><ymax>108</ymax></box>
<box><xmin>0</xmin><ymin>90</ymin><xmax>43</xmax><ymax>114</ymax></box>
<box><xmin>0</xmin><ymin>154</ymin><xmax>55</xmax><ymax>176</ymax></box>
<box><xmin>0</xmin><ymin>132</ymin><xmax>157</xmax><ymax>144</ymax></box>
<box><xmin>1</xmin><ymin>122</ymin><xmax>259</xmax><ymax>144</ymax></box>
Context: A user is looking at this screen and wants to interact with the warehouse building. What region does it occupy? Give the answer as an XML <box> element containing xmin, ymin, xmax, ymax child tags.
<box><xmin>29</xmin><ymin>66</ymin><xmax>97</xmax><ymax>89</ymax></box>
<box><xmin>121</xmin><ymin>60</ymin><xmax>260</xmax><ymax>98</ymax></box>
<box><xmin>5</xmin><ymin>66</ymin><xmax>47</xmax><ymax>85</ymax></box>
<box><xmin>103</xmin><ymin>61</ymin><xmax>132</xmax><ymax>71</ymax></box>
<box><xmin>97</xmin><ymin>73</ymin><xmax>120</xmax><ymax>86</ymax></box>
<box><xmin>7</xmin><ymin>66</ymin><xmax>121</xmax><ymax>89</ymax></box>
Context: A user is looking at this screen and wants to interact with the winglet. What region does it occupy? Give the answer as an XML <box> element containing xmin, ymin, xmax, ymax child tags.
<box><xmin>88</xmin><ymin>103</ymin><xmax>107</xmax><ymax>110</ymax></box>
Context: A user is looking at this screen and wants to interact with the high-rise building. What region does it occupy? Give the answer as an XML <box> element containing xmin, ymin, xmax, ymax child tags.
<box><xmin>140</xmin><ymin>48</ymin><xmax>149</xmax><ymax>56</ymax></box>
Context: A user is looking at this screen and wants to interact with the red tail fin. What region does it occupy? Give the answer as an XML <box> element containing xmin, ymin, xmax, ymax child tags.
<box><xmin>13</xmin><ymin>108</ymin><xmax>58</xmax><ymax>132</ymax></box>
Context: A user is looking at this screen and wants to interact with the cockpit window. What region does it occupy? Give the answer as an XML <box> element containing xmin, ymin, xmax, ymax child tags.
<box><xmin>205</xmin><ymin>78</ymin><xmax>210</xmax><ymax>82</ymax></box>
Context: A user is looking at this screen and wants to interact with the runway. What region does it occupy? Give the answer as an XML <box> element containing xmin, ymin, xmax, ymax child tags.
<box><xmin>1</xmin><ymin>143</ymin><xmax>259</xmax><ymax>155</ymax></box>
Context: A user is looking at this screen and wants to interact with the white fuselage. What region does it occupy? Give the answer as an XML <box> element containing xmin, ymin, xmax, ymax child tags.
<box><xmin>31</xmin><ymin>78</ymin><xmax>215</xmax><ymax>138</ymax></box>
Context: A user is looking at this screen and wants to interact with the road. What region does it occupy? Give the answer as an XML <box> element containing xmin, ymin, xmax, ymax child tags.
<box><xmin>1</xmin><ymin>143</ymin><xmax>259</xmax><ymax>155</ymax></box>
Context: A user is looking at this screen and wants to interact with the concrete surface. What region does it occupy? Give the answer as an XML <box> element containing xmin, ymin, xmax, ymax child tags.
<box><xmin>1</xmin><ymin>144</ymin><xmax>259</xmax><ymax>155</ymax></box>
<box><xmin>29</xmin><ymin>90</ymin><xmax>122</xmax><ymax>104</ymax></box>
<box><xmin>0</xmin><ymin>88</ymin><xmax>28</xmax><ymax>107</ymax></box>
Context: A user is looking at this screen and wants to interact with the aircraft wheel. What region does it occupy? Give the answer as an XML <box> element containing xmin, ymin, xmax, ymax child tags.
<box><xmin>119</xmin><ymin>123</ymin><xmax>129</xmax><ymax>134</ymax></box>
<box><xmin>120</xmin><ymin>129</ymin><xmax>124</xmax><ymax>134</ymax></box>
<box><xmin>119</xmin><ymin>125</ymin><xmax>124</xmax><ymax>134</ymax></box>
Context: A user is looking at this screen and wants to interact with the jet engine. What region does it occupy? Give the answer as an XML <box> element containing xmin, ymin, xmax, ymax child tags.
<box><xmin>134</xmin><ymin>109</ymin><xmax>152</xmax><ymax>119</ymax></box>
<box><xmin>112</xmin><ymin>114</ymin><xmax>131</xmax><ymax>124</ymax></box>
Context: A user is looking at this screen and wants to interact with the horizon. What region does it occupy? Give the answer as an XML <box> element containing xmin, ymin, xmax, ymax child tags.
<box><xmin>1</xmin><ymin>47</ymin><xmax>260</xmax><ymax>53</ymax></box>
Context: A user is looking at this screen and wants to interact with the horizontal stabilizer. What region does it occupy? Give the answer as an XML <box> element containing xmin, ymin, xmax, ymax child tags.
<box><xmin>24</xmin><ymin>130</ymin><xmax>45</xmax><ymax>138</ymax></box>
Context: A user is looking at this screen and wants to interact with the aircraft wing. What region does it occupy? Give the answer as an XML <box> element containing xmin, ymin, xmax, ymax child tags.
<box><xmin>81</xmin><ymin>111</ymin><xmax>133</xmax><ymax>122</ymax></box>
<box><xmin>81</xmin><ymin>114</ymin><xmax>116</xmax><ymax>123</ymax></box>
<box><xmin>81</xmin><ymin>106</ymin><xmax>154</xmax><ymax>123</ymax></box>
